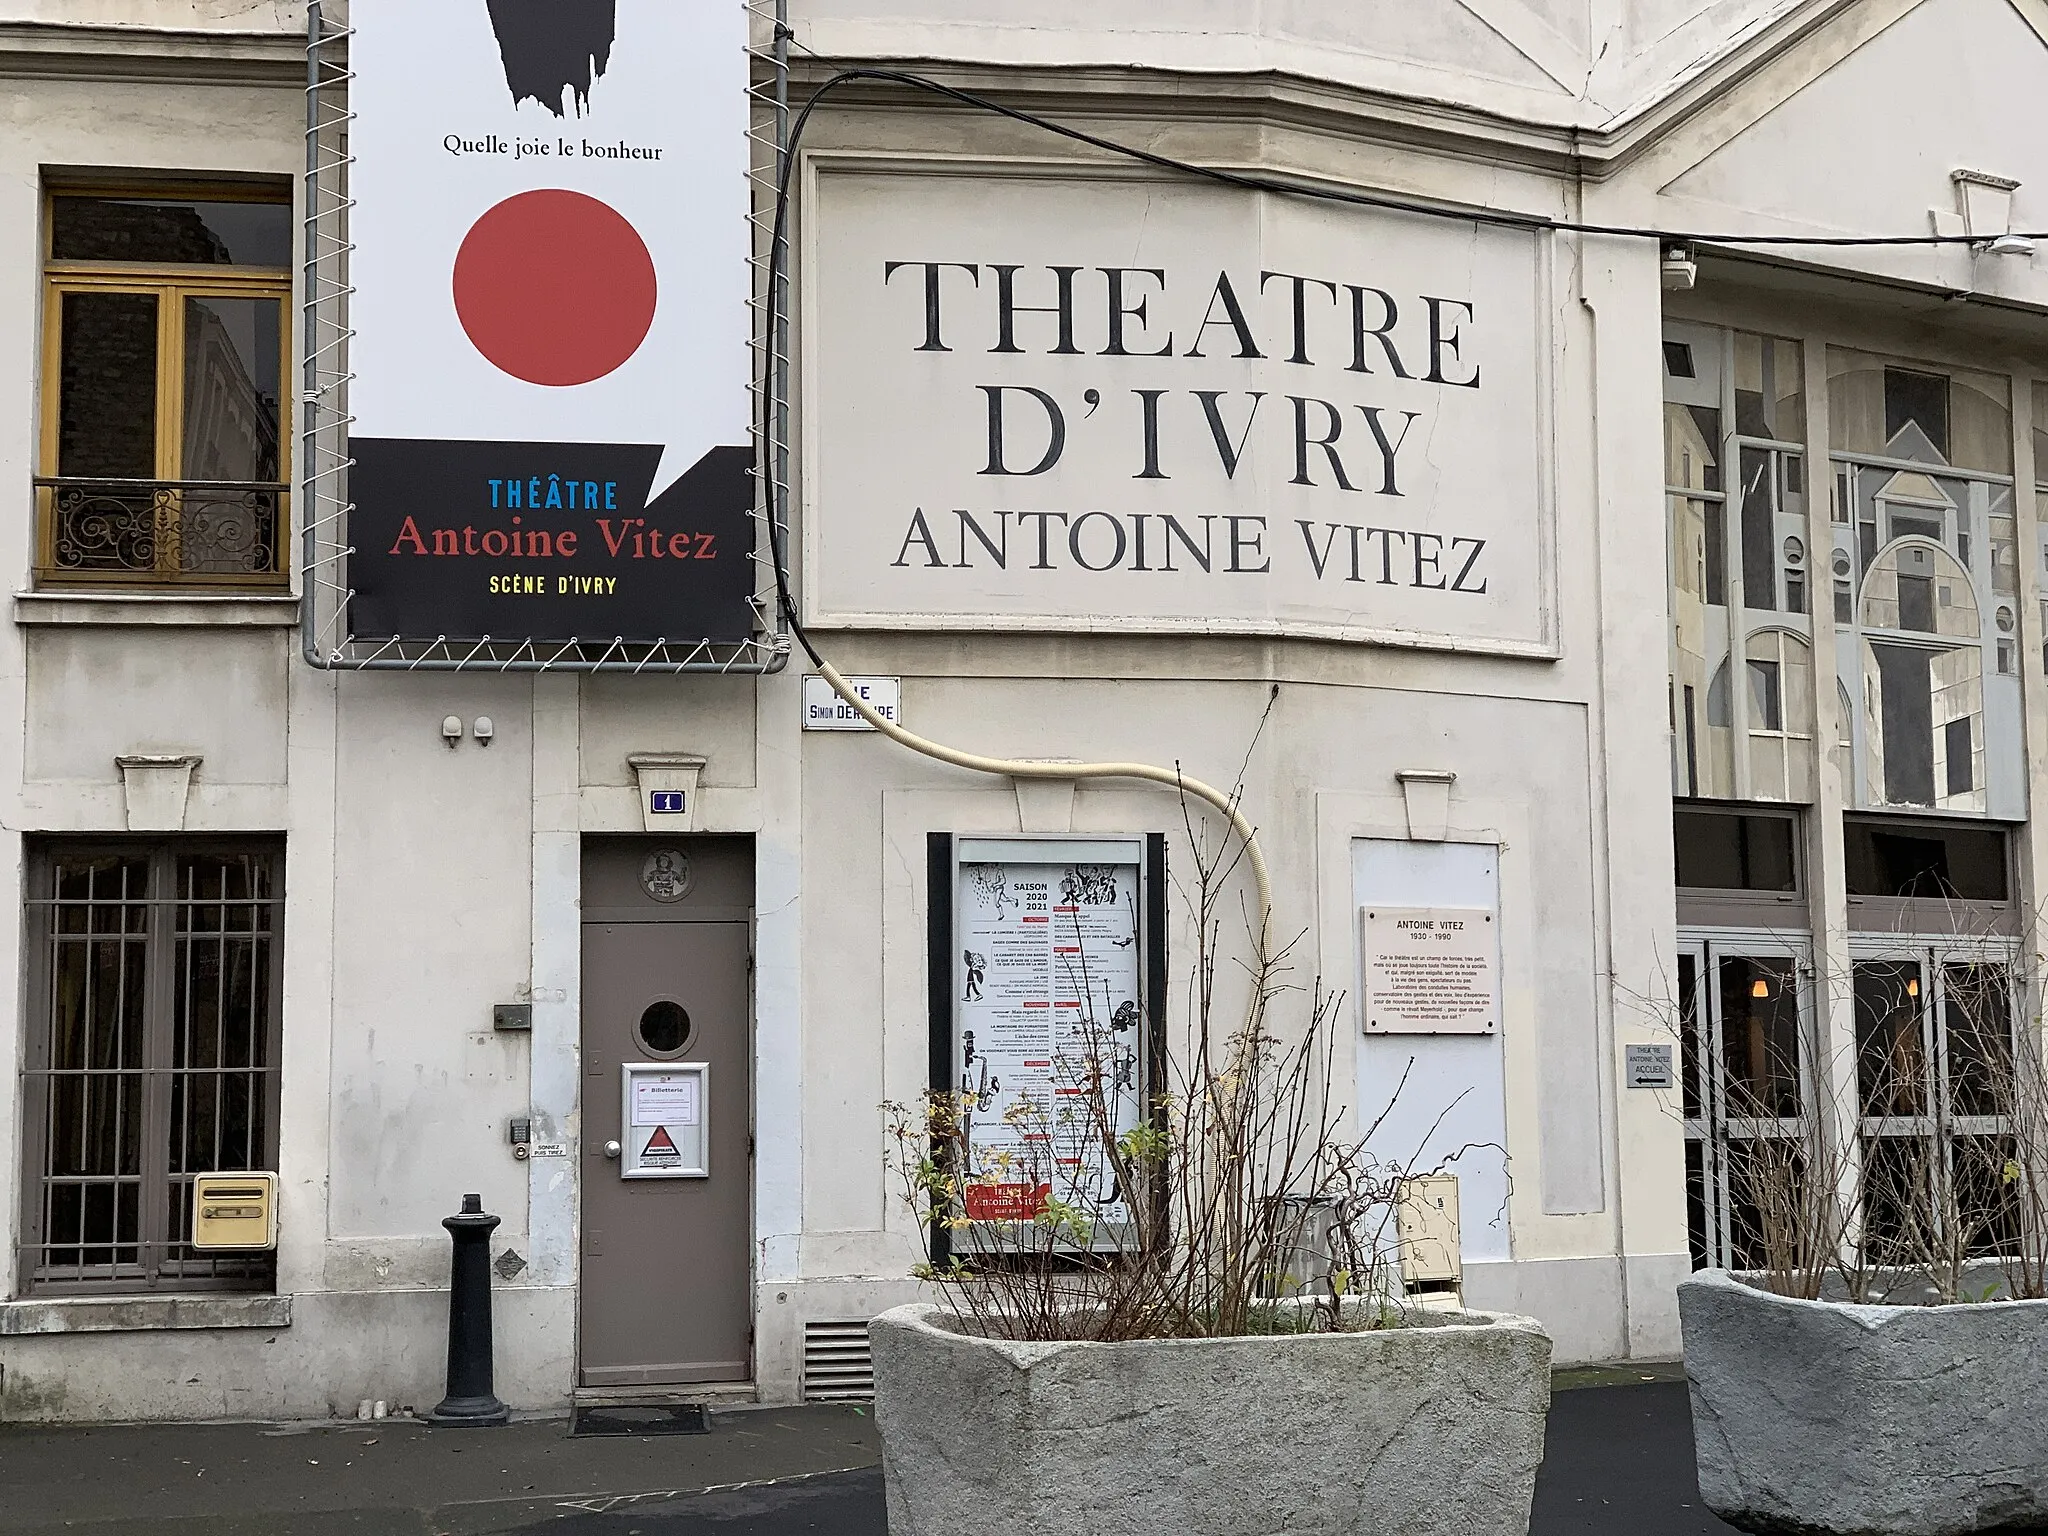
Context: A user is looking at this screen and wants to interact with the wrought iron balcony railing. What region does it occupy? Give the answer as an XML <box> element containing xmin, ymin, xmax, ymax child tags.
<box><xmin>34</xmin><ymin>477</ymin><xmax>288</xmax><ymax>585</ymax></box>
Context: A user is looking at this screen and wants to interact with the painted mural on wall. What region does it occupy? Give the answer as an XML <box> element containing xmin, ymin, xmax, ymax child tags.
<box><xmin>1663</xmin><ymin>324</ymin><xmax>2025</xmax><ymax>822</ymax></box>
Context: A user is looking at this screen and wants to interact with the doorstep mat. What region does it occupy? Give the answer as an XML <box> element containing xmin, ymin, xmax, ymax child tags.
<box><xmin>569</xmin><ymin>1402</ymin><xmax>713</xmax><ymax>1437</ymax></box>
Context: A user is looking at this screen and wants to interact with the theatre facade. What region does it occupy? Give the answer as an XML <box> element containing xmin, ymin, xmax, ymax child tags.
<box><xmin>4</xmin><ymin>0</ymin><xmax>2048</xmax><ymax>1419</ymax></box>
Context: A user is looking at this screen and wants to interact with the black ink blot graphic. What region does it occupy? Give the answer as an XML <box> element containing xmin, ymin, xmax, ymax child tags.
<box><xmin>484</xmin><ymin>0</ymin><xmax>617</xmax><ymax>117</ymax></box>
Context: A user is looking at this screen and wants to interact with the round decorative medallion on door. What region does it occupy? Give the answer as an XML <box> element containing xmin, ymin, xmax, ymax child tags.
<box><xmin>641</xmin><ymin>849</ymin><xmax>692</xmax><ymax>902</ymax></box>
<box><xmin>638</xmin><ymin>1000</ymin><xmax>692</xmax><ymax>1058</ymax></box>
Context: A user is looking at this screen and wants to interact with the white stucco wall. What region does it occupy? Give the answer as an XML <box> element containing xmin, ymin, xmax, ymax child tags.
<box><xmin>2</xmin><ymin>0</ymin><xmax>2046</xmax><ymax>1419</ymax></box>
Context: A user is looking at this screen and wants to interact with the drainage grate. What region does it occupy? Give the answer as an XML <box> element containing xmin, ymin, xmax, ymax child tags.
<box><xmin>802</xmin><ymin>1319</ymin><xmax>875</xmax><ymax>1401</ymax></box>
<box><xmin>571</xmin><ymin>1402</ymin><xmax>712</xmax><ymax>1437</ymax></box>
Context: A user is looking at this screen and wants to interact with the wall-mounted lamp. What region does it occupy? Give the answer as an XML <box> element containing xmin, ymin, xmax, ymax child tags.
<box><xmin>1948</xmin><ymin>170</ymin><xmax>2031</xmax><ymax>260</ymax></box>
<box><xmin>441</xmin><ymin>715</ymin><xmax>464</xmax><ymax>750</ymax></box>
<box><xmin>473</xmin><ymin>716</ymin><xmax>495</xmax><ymax>748</ymax></box>
<box><xmin>1660</xmin><ymin>242</ymin><xmax>1698</xmax><ymax>292</ymax></box>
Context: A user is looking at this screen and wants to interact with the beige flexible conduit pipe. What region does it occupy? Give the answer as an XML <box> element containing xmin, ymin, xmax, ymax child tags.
<box><xmin>810</xmin><ymin>660</ymin><xmax>1273</xmax><ymax>951</ymax></box>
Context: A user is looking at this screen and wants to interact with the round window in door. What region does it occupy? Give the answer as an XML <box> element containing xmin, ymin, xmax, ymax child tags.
<box><xmin>638</xmin><ymin>1000</ymin><xmax>692</xmax><ymax>1058</ymax></box>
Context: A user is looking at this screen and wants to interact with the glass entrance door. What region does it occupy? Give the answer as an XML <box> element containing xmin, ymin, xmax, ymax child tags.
<box><xmin>1680</xmin><ymin>936</ymin><xmax>1812</xmax><ymax>1270</ymax></box>
<box><xmin>1850</xmin><ymin>945</ymin><xmax>2020</xmax><ymax>1264</ymax></box>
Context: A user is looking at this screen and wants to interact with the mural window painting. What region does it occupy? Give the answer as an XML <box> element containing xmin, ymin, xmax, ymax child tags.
<box><xmin>1663</xmin><ymin>325</ymin><xmax>1814</xmax><ymax>804</ymax></box>
<box><xmin>1662</xmin><ymin>326</ymin><xmax>2025</xmax><ymax>823</ymax></box>
<box><xmin>38</xmin><ymin>186</ymin><xmax>292</xmax><ymax>588</ymax></box>
<box><xmin>1829</xmin><ymin>350</ymin><xmax>2021</xmax><ymax>819</ymax></box>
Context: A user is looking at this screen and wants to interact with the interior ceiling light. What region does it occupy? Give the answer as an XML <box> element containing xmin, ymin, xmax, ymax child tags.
<box><xmin>1751</xmin><ymin>978</ymin><xmax>1770</xmax><ymax>999</ymax></box>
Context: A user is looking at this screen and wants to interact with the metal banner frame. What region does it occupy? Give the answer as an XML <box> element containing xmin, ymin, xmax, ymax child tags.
<box><xmin>299</xmin><ymin>0</ymin><xmax>791</xmax><ymax>672</ymax></box>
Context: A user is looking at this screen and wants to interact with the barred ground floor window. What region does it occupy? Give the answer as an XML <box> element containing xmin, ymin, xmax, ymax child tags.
<box><xmin>18</xmin><ymin>839</ymin><xmax>283</xmax><ymax>1294</ymax></box>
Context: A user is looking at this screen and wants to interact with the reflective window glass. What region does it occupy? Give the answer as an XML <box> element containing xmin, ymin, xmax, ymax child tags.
<box><xmin>1943</xmin><ymin>965</ymin><xmax>2012</xmax><ymax>1118</ymax></box>
<box><xmin>1854</xmin><ymin>960</ymin><xmax>1927</xmax><ymax>1116</ymax></box>
<box><xmin>1673</xmin><ymin>810</ymin><xmax>1797</xmax><ymax>892</ymax></box>
<box><xmin>51</xmin><ymin>197</ymin><xmax>291</xmax><ymax>268</ymax></box>
<box><xmin>1733</xmin><ymin>332</ymin><xmax>1804</xmax><ymax>442</ymax></box>
<box><xmin>1842</xmin><ymin>817</ymin><xmax>2009</xmax><ymax>901</ymax></box>
<box><xmin>182</xmin><ymin>297</ymin><xmax>282</xmax><ymax>483</ymax></box>
<box><xmin>57</xmin><ymin>293</ymin><xmax>157</xmax><ymax>478</ymax></box>
<box><xmin>1718</xmin><ymin>956</ymin><xmax>1801</xmax><ymax>1117</ymax></box>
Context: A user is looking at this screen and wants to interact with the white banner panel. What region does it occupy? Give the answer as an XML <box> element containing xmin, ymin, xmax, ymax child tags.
<box><xmin>345</xmin><ymin>0</ymin><xmax>751</xmax><ymax>643</ymax></box>
<box><xmin>804</xmin><ymin>167</ymin><xmax>1557</xmax><ymax>655</ymax></box>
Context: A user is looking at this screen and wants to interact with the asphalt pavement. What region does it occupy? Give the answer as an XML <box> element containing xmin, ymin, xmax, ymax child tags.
<box><xmin>0</xmin><ymin>1371</ymin><xmax>1735</xmax><ymax>1535</ymax></box>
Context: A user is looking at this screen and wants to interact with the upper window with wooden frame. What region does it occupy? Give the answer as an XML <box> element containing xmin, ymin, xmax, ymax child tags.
<box><xmin>37</xmin><ymin>185</ymin><xmax>292</xmax><ymax>588</ymax></box>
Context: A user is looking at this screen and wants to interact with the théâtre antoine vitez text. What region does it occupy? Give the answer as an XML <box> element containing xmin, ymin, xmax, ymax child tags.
<box><xmin>381</xmin><ymin>473</ymin><xmax>721</xmax><ymax>564</ymax></box>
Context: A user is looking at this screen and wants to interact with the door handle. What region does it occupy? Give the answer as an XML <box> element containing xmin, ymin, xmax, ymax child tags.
<box><xmin>603</xmin><ymin>1140</ymin><xmax>622</xmax><ymax>1160</ymax></box>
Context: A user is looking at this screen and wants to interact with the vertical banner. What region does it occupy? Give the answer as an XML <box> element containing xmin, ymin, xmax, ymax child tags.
<box><xmin>346</xmin><ymin>0</ymin><xmax>753</xmax><ymax>644</ymax></box>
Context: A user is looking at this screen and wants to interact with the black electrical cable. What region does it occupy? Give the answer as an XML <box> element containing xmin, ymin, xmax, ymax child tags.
<box><xmin>761</xmin><ymin>66</ymin><xmax>2038</xmax><ymax>652</ymax></box>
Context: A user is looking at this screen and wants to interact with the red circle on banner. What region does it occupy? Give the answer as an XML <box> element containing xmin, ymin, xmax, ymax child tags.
<box><xmin>452</xmin><ymin>189</ymin><xmax>657</xmax><ymax>387</ymax></box>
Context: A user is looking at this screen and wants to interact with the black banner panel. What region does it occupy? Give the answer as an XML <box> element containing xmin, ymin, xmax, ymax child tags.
<box><xmin>347</xmin><ymin>438</ymin><xmax>754</xmax><ymax>643</ymax></box>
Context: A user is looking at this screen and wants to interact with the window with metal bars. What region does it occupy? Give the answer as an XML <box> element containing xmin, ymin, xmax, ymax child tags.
<box><xmin>19</xmin><ymin>840</ymin><xmax>283</xmax><ymax>1294</ymax></box>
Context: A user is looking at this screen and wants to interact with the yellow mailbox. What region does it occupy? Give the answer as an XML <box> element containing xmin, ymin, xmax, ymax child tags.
<box><xmin>1397</xmin><ymin>1173</ymin><xmax>1463</xmax><ymax>1310</ymax></box>
<box><xmin>190</xmin><ymin>1172</ymin><xmax>278</xmax><ymax>1251</ymax></box>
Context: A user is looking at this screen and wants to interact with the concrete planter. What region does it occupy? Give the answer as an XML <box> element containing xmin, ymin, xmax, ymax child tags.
<box><xmin>1679</xmin><ymin>1268</ymin><xmax>2048</xmax><ymax>1534</ymax></box>
<box><xmin>870</xmin><ymin>1302</ymin><xmax>1552</xmax><ymax>1536</ymax></box>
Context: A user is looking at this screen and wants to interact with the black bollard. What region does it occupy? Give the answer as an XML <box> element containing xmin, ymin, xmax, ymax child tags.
<box><xmin>427</xmin><ymin>1193</ymin><xmax>510</xmax><ymax>1426</ymax></box>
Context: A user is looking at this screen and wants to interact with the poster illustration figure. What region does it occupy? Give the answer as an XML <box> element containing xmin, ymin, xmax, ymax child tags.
<box><xmin>484</xmin><ymin>0</ymin><xmax>617</xmax><ymax>116</ymax></box>
<box><xmin>1060</xmin><ymin>865</ymin><xmax>1119</xmax><ymax>906</ymax></box>
<box><xmin>640</xmin><ymin>848</ymin><xmax>690</xmax><ymax>903</ymax></box>
<box><xmin>968</xmin><ymin>865</ymin><xmax>1012</xmax><ymax>917</ymax></box>
<box><xmin>1112</xmin><ymin>1045</ymin><xmax>1137</xmax><ymax>1092</ymax></box>
<box><xmin>967</xmin><ymin>1061</ymin><xmax>1000</xmax><ymax>1116</ymax></box>
<box><xmin>962</xmin><ymin>950</ymin><xmax>987</xmax><ymax>1002</ymax></box>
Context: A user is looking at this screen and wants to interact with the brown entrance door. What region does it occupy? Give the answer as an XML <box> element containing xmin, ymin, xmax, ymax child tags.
<box><xmin>579</xmin><ymin>836</ymin><xmax>752</xmax><ymax>1386</ymax></box>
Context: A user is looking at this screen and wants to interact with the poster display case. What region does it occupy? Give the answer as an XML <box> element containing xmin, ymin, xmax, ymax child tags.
<box><xmin>927</xmin><ymin>835</ymin><xmax>1167</xmax><ymax>1251</ymax></box>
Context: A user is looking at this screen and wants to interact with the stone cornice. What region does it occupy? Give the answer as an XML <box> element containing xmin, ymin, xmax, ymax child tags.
<box><xmin>0</xmin><ymin>1</ymin><xmax>1958</xmax><ymax>193</ymax></box>
<box><xmin>780</xmin><ymin>57</ymin><xmax>1598</xmax><ymax>184</ymax></box>
<box><xmin>0</xmin><ymin>20</ymin><xmax>304</xmax><ymax>85</ymax></box>
<box><xmin>777</xmin><ymin>0</ymin><xmax>1924</xmax><ymax>186</ymax></box>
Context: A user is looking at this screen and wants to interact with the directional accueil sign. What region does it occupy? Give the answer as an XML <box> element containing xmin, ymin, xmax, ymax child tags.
<box><xmin>346</xmin><ymin>1</ymin><xmax>752</xmax><ymax>646</ymax></box>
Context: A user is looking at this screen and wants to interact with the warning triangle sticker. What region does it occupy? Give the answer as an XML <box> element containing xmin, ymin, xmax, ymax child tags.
<box><xmin>641</xmin><ymin>1125</ymin><xmax>682</xmax><ymax>1165</ymax></box>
